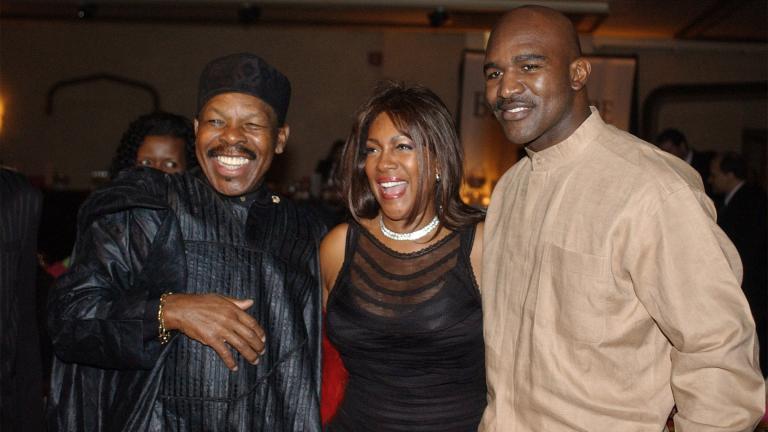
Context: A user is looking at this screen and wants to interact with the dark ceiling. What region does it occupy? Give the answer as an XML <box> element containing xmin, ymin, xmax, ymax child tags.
<box><xmin>1</xmin><ymin>0</ymin><xmax>766</xmax><ymax>43</ymax></box>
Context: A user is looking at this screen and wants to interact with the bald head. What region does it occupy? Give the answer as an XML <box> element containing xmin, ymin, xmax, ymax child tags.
<box><xmin>483</xmin><ymin>5</ymin><xmax>591</xmax><ymax>151</ymax></box>
<box><xmin>491</xmin><ymin>6</ymin><xmax>582</xmax><ymax>61</ymax></box>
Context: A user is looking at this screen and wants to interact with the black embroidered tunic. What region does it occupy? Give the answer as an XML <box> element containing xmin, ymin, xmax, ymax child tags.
<box><xmin>47</xmin><ymin>168</ymin><xmax>324</xmax><ymax>432</ymax></box>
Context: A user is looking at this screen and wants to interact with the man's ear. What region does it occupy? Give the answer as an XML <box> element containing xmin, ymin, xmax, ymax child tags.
<box><xmin>570</xmin><ymin>57</ymin><xmax>591</xmax><ymax>91</ymax></box>
<box><xmin>725</xmin><ymin>171</ymin><xmax>739</xmax><ymax>183</ymax></box>
<box><xmin>275</xmin><ymin>124</ymin><xmax>290</xmax><ymax>155</ymax></box>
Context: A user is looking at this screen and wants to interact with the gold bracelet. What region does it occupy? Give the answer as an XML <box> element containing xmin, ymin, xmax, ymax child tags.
<box><xmin>158</xmin><ymin>292</ymin><xmax>173</xmax><ymax>345</ymax></box>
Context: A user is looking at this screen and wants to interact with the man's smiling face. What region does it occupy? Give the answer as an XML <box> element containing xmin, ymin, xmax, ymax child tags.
<box><xmin>483</xmin><ymin>8</ymin><xmax>588</xmax><ymax>152</ymax></box>
<box><xmin>195</xmin><ymin>92</ymin><xmax>288</xmax><ymax>196</ymax></box>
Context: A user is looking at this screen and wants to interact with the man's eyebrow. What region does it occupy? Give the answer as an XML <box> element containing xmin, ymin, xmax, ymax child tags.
<box><xmin>483</xmin><ymin>55</ymin><xmax>546</xmax><ymax>71</ymax></box>
<box><xmin>205</xmin><ymin>107</ymin><xmax>225</xmax><ymax>117</ymax></box>
<box><xmin>204</xmin><ymin>106</ymin><xmax>265</xmax><ymax>119</ymax></box>
<box><xmin>514</xmin><ymin>54</ymin><xmax>547</xmax><ymax>62</ymax></box>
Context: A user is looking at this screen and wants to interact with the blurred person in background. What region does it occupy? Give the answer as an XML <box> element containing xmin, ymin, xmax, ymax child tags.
<box><xmin>108</xmin><ymin>111</ymin><xmax>197</xmax><ymax>179</ymax></box>
<box><xmin>1</xmin><ymin>167</ymin><xmax>44</xmax><ymax>432</ymax></box>
<box><xmin>709</xmin><ymin>151</ymin><xmax>767</xmax><ymax>379</ymax></box>
<box><xmin>655</xmin><ymin>128</ymin><xmax>716</xmax><ymax>198</ymax></box>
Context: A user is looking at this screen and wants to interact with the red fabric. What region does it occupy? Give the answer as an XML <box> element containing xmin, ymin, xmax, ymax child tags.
<box><xmin>321</xmin><ymin>316</ymin><xmax>348</xmax><ymax>425</ymax></box>
<box><xmin>45</xmin><ymin>259</ymin><xmax>70</xmax><ymax>278</ymax></box>
<box><xmin>762</xmin><ymin>399</ymin><xmax>768</xmax><ymax>423</ymax></box>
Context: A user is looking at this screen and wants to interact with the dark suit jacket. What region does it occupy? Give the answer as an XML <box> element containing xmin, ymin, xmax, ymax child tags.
<box><xmin>690</xmin><ymin>150</ymin><xmax>716</xmax><ymax>198</ymax></box>
<box><xmin>717</xmin><ymin>183</ymin><xmax>768</xmax><ymax>376</ymax></box>
<box><xmin>0</xmin><ymin>168</ymin><xmax>44</xmax><ymax>431</ymax></box>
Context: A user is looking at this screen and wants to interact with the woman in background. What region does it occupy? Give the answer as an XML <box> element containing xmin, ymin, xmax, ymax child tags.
<box><xmin>321</xmin><ymin>82</ymin><xmax>486</xmax><ymax>431</ymax></box>
<box><xmin>108</xmin><ymin>111</ymin><xmax>196</xmax><ymax>179</ymax></box>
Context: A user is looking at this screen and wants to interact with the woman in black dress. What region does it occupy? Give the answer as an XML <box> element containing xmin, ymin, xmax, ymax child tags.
<box><xmin>321</xmin><ymin>82</ymin><xmax>486</xmax><ymax>431</ymax></box>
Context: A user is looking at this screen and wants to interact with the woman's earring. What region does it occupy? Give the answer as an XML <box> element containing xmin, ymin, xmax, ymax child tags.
<box><xmin>435</xmin><ymin>172</ymin><xmax>441</xmax><ymax>183</ymax></box>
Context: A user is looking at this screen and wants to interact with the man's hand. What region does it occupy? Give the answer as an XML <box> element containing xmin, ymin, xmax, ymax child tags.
<box><xmin>161</xmin><ymin>293</ymin><xmax>265</xmax><ymax>371</ymax></box>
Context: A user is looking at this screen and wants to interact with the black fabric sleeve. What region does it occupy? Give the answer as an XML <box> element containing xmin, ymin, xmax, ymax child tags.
<box><xmin>143</xmin><ymin>299</ymin><xmax>160</xmax><ymax>343</ymax></box>
<box><xmin>48</xmin><ymin>205</ymin><xmax>182</xmax><ymax>370</ymax></box>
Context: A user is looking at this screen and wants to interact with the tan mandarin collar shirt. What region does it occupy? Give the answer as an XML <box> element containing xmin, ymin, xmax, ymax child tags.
<box><xmin>481</xmin><ymin>109</ymin><xmax>765</xmax><ymax>432</ymax></box>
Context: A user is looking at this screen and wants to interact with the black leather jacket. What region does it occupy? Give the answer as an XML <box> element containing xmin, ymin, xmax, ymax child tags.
<box><xmin>48</xmin><ymin>168</ymin><xmax>324</xmax><ymax>432</ymax></box>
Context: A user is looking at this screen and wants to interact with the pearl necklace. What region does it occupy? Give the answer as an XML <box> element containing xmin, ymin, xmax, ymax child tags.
<box><xmin>379</xmin><ymin>215</ymin><xmax>440</xmax><ymax>241</ymax></box>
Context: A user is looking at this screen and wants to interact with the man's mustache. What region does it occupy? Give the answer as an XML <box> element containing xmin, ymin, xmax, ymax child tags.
<box><xmin>494</xmin><ymin>97</ymin><xmax>534</xmax><ymax>111</ymax></box>
<box><xmin>206</xmin><ymin>144</ymin><xmax>257</xmax><ymax>159</ymax></box>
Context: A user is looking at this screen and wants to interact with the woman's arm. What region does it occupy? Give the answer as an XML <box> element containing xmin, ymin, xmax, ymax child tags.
<box><xmin>319</xmin><ymin>223</ymin><xmax>349</xmax><ymax>309</ymax></box>
<box><xmin>470</xmin><ymin>221</ymin><xmax>484</xmax><ymax>291</ymax></box>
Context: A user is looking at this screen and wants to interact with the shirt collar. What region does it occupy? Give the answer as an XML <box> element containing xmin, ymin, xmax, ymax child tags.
<box><xmin>524</xmin><ymin>106</ymin><xmax>603</xmax><ymax>171</ymax></box>
<box><xmin>223</xmin><ymin>181</ymin><xmax>275</xmax><ymax>208</ymax></box>
<box><xmin>192</xmin><ymin>168</ymin><xmax>277</xmax><ymax>208</ymax></box>
<box><xmin>685</xmin><ymin>149</ymin><xmax>694</xmax><ymax>165</ymax></box>
<box><xmin>724</xmin><ymin>180</ymin><xmax>745</xmax><ymax>206</ymax></box>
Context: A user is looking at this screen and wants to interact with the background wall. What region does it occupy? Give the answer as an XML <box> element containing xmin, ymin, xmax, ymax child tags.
<box><xmin>0</xmin><ymin>20</ymin><xmax>765</xmax><ymax>190</ymax></box>
<box><xmin>0</xmin><ymin>20</ymin><xmax>467</xmax><ymax>188</ymax></box>
<box><xmin>588</xmin><ymin>39</ymin><xmax>768</xmax><ymax>147</ymax></box>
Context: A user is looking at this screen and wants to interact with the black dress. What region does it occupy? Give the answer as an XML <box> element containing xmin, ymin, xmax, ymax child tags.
<box><xmin>325</xmin><ymin>222</ymin><xmax>486</xmax><ymax>432</ymax></box>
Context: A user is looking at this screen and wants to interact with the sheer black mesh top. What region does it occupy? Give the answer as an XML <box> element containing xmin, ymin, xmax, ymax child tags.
<box><xmin>325</xmin><ymin>221</ymin><xmax>486</xmax><ymax>432</ymax></box>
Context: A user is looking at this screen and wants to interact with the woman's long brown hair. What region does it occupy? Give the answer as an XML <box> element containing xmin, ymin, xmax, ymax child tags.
<box><xmin>338</xmin><ymin>81</ymin><xmax>484</xmax><ymax>231</ymax></box>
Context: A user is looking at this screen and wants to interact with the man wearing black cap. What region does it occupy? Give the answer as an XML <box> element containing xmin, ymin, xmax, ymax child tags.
<box><xmin>47</xmin><ymin>53</ymin><xmax>323</xmax><ymax>432</ymax></box>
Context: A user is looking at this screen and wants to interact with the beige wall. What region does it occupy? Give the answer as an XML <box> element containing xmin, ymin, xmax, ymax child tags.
<box><xmin>0</xmin><ymin>20</ymin><xmax>466</xmax><ymax>188</ymax></box>
<box><xmin>1</xmin><ymin>20</ymin><xmax>766</xmax><ymax>189</ymax></box>
<box><xmin>588</xmin><ymin>39</ymin><xmax>768</xmax><ymax>152</ymax></box>
<box><xmin>655</xmin><ymin>99</ymin><xmax>766</xmax><ymax>153</ymax></box>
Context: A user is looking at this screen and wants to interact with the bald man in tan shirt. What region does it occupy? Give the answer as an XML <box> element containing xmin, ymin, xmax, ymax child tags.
<box><xmin>480</xmin><ymin>6</ymin><xmax>765</xmax><ymax>431</ymax></box>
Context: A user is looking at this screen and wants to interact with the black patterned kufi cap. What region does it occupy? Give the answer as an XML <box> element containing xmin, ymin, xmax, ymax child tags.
<box><xmin>196</xmin><ymin>53</ymin><xmax>291</xmax><ymax>125</ymax></box>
